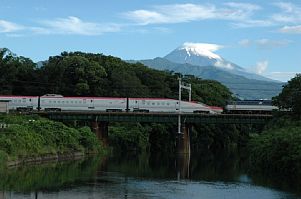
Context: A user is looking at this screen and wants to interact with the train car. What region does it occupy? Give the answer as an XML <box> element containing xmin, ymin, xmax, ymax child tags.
<box><xmin>0</xmin><ymin>95</ymin><xmax>39</xmax><ymax>111</ymax></box>
<box><xmin>224</xmin><ymin>100</ymin><xmax>278</xmax><ymax>114</ymax></box>
<box><xmin>128</xmin><ymin>98</ymin><xmax>216</xmax><ymax>113</ymax></box>
<box><xmin>0</xmin><ymin>94</ymin><xmax>220</xmax><ymax>114</ymax></box>
<box><xmin>40</xmin><ymin>94</ymin><xmax>126</xmax><ymax>112</ymax></box>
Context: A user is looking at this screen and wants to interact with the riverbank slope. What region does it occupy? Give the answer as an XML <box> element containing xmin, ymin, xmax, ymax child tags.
<box><xmin>0</xmin><ymin>114</ymin><xmax>105</xmax><ymax>167</ymax></box>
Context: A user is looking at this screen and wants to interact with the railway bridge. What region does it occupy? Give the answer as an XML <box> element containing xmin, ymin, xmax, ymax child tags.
<box><xmin>38</xmin><ymin>111</ymin><xmax>272</xmax><ymax>154</ymax></box>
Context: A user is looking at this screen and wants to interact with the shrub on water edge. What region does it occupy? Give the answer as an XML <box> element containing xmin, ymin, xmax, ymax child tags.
<box><xmin>249</xmin><ymin>125</ymin><xmax>301</xmax><ymax>179</ymax></box>
<box><xmin>78</xmin><ymin>127</ymin><xmax>102</xmax><ymax>153</ymax></box>
<box><xmin>109</xmin><ymin>123</ymin><xmax>149</xmax><ymax>152</ymax></box>
<box><xmin>0</xmin><ymin>150</ymin><xmax>8</xmax><ymax>167</ymax></box>
<box><xmin>0</xmin><ymin>115</ymin><xmax>103</xmax><ymax>162</ymax></box>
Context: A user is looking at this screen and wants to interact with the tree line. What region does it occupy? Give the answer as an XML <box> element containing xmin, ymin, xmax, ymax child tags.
<box><xmin>0</xmin><ymin>48</ymin><xmax>232</xmax><ymax>107</ymax></box>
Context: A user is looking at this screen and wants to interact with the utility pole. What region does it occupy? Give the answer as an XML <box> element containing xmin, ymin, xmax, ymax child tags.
<box><xmin>178</xmin><ymin>78</ymin><xmax>192</xmax><ymax>134</ymax></box>
<box><xmin>178</xmin><ymin>78</ymin><xmax>182</xmax><ymax>134</ymax></box>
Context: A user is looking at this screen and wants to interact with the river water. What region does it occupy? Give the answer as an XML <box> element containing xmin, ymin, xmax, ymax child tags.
<box><xmin>0</xmin><ymin>152</ymin><xmax>300</xmax><ymax>199</ymax></box>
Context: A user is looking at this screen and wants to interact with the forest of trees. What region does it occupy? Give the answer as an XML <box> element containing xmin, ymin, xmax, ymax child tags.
<box><xmin>0</xmin><ymin>48</ymin><xmax>232</xmax><ymax>107</ymax></box>
<box><xmin>273</xmin><ymin>74</ymin><xmax>301</xmax><ymax>117</ymax></box>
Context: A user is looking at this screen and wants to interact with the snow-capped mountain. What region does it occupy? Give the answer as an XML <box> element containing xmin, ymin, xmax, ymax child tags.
<box><xmin>164</xmin><ymin>42</ymin><xmax>276</xmax><ymax>82</ymax></box>
<box><xmin>128</xmin><ymin>42</ymin><xmax>283</xmax><ymax>99</ymax></box>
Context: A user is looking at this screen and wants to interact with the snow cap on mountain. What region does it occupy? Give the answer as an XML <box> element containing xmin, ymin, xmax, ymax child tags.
<box><xmin>179</xmin><ymin>42</ymin><xmax>223</xmax><ymax>60</ymax></box>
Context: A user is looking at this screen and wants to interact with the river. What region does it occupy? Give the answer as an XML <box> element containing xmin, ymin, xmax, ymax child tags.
<box><xmin>0</xmin><ymin>151</ymin><xmax>300</xmax><ymax>199</ymax></box>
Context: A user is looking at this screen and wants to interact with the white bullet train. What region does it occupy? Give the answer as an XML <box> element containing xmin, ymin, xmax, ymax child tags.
<box><xmin>0</xmin><ymin>94</ymin><xmax>222</xmax><ymax>114</ymax></box>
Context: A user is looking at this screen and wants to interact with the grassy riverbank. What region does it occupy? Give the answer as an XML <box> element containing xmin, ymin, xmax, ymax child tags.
<box><xmin>0</xmin><ymin>114</ymin><xmax>105</xmax><ymax>167</ymax></box>
<box><xmin>249</xmin><ymin>117</ymin><xmax>301</xmax><ymax>180</ymax></box>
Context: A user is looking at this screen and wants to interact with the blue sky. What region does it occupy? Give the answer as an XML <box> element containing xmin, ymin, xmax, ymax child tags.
<box><xmin>0</xmin><ymin>0</ymin><xmax>300</xmax><ymax>81</ymax></box>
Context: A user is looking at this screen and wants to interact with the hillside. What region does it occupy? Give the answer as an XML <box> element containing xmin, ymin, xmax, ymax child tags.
<box><xmin>130</xmin><ymin>57</ymin><xmax>283</xmax><ymax>99</ymax></box>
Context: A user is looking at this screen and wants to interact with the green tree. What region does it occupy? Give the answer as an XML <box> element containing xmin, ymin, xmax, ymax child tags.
<box><xmin>40</xmin><ymin>53</ymin><xmax>106</xmax><ymax>96</ymax></box>
<box><xmin>273</xmin><ymin>74</ymin><xmax>301</xmax><ymax>117</ymax></box>
<box><xmin>0</xmin><ymin>48</ymin><xmax>37</xmax><ymax>95</ymax></box>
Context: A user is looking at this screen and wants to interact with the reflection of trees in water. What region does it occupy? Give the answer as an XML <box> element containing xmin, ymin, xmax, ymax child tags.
<box><xmin>0</xmin><ymin>156</ymin><xmax>105</xmax><ymax>193</ymax></box>
<box><xmin>189</xmin><ymin>149</ymin><xmax>243</xmax><ymax>182</ymax></box>
<box><xmin>107</xmin><ymin>150</ymin><xmax>242</xmax><ymax>181</ymax></box>
<box><xmin>1</xmin><ymin>151</ymin><xmax>300</xmax><ymax>197</ymax></box>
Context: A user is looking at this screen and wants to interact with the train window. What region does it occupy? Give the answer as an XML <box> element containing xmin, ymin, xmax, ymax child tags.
<box><xmin>147</xmin><ymin>102</ymin><xmax>150</xmax><ymax>105</ymax></box>
<box><xmin>167</xmin><ymin>103</ymin><xmax>170</xmax><ymax>105</ymax></box>
<box><xmin>83</xmin><ymin>99</ymin><xmax>86</xmax><ymax>104</ymax></box>
<box><xmin>62</xmin><ymin>101</ymin><xmax>64</xmax><ymax>104</ymax></box>
<box><xmin>66</xmin><ymin>101</ymin><xmax>69</xmax><ymax>104</ymax></box>
<box><xmin>79</xmin><ymin>101</ymin><xmax>82</xmax><ymax>104</ymax></box>
<box><xmin>152</xmin><ymin>102</ymin><xmax>155</xmax><ymax>105</ymax></box>
<box><xmin>41</xmin><ymin>100</ymin><xmax>45</xmax><ymax>103</ymax></box>
<box><xmin>157</xmin><ymin>102</ymin><xmax>160</xmax><ymax>106</ymax></box>
<box><xmin>58</xmin><ymin>101</ymin><xmax>60</xmax><ymax>103</ymax></box>
<box><xmin>18</xmin><ymin>100</ymin><xmax>21</xmax><ymax>103</ymax></box>
<box><xmin>53</xmin><ymin>101</ymin><xmax>56</xmax><ymax>103</ymax></box>
<box><xmin>90</xmin><ymin>100</ymin><xmax>93</xmax><ymax>103</ymax></box>
<box><xmin>142</xmin><ymin>100</ymin><xmax>145</xmax><ymax>105</ymax></box>
<box><xmin>71</xmin><ymin>101</ymin><xmax>73</xmax><ymax>104</ymax></box>
<box><xmin>29</xmin><ymin>99</ymin><xmax>32</xmax><ymax>102</ymax></box>
<box><xmin>14</xmin><ymin>100</ymin><xmax>17</xmax><ymax>103</ymax></box>
<box><xmin>75</xmin><ymin>101</ymin><xmax>77</xmax><ymax>104</ymax></box>
<box><xmin>22</xmin><ymin>99</ymin><xmax>26</xmax><ymax>103</ymax></box>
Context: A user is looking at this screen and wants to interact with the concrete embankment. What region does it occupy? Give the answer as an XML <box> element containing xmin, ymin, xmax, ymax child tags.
<box><xmin>7</xmin><ymin>151</ymin><xmax>86</xmax><ymax>168</ymax></box>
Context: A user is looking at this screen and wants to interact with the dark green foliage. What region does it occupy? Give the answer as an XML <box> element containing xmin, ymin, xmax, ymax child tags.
<box><xmin>0</xmin><ymin>115</ymin><xmax>102</xmax><ymax>161</ymax></box>
<box><xmin>249</xmin><ymin>75</ymin><xmax>301</xmax><ymax>180</ymax></box>
<box><xmin>109</xmin><ymin>123</ymin><xmax>149</xmax><ymax>152</ymax></box>
<box><xmin>191</xmin><ymin>124</ymin><xmax>259</xmax><ymax>152</ymax></box>
<box><xmin>273</xmin><ymin>74</ymin><xmax>301</xmax><ymax>117</ymax></box>
<box><xmin>249</xmin><ymin>119</ymin><xmax>301</xmax><ymax>179</ymax></box>
<box><xmin>78</xmin><ymin>127</ymin><xmax>102</xmax><ymax>152</ymax></box>
<box><xmin>40</xmin><ymin>54</ymin><xmax>107</xmax><ymax>96</ymax></box>
<box><xmin>0</xmin><ymin>48</ymin><xmax>39</xmax><ymax>95</ymax></box>
<box><xmin>0</xmin><ymin>49</ymin><xmax>232</xmax><ymax>107</ymax></box>
<box><xmin>0</xmin><ymin>157</ymin><xmax>103</xmax><ymax>192</ymax></box>
<box><xmin>148</xmin><ymin>124</ymin><xmax>176</xmax><ymax>153</ymax></box>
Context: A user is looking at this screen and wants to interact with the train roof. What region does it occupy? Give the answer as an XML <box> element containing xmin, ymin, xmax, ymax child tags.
<box><xmin>227</xmin><ymin>100</ymin><xmax>273</xmax><ymax>105</ymax></box>
<box><xmin>0</xmin><ymin>95</ymin><xmax>38</xmax><ymax>98</ymax></box>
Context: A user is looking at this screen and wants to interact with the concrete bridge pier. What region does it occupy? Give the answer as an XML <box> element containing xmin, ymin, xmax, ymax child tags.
<box><xmin>0</xmin><ymin>191</ymin><xmax>4</xmax><ymax>199</ymax></box>
<box><xmin>176</xmin><ymin>153</ymin><xmax>191</xmax><ymax>180</ymax></box>
<box><xmin>91</xmin><ymin>121</ymin><xmax>109</xmax><ymax>146</ymax></box>
<box><xmin>176</xmin><ymin>124</ymin><xmax>191</xmax><ymax>179</ymax></box>
<box><xmin>176</xmin><ymin>124</ymin><xmax>191</xmax><ymax>155</ymax></box>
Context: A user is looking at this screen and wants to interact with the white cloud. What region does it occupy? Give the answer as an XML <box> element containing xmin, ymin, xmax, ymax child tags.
<box><xmin>215</xmin><ymin>60</ymin><xmax>234</xmax><ymax>69</ymax></box>
<box><xmin>124</xmin><ymin>3</ymin><xmax>267</xmax><ymax>27</ymax></box>
<box><xmin>37</xmin><ymin>16</ymin><xmax>121</xmax><ymax>35</ymax></box>
<box><xmin>239</xmin><ymin>39</ymin><xmax>251</xmax><ymax>47</ymax></box>
<box><xmin>279</xmin><ymin>25</ymin><xmax>301</xmax><ymax>34</ymax></box>
<box><xmin>255</xmin><ymin>38</ymin><xmax>291</xmax><ymax>48</ymax></box>
<box><xmin>0</xmin><ymin>19</ymin><xmax>23</xmax><ymax>33</ymax></box>
<box><xmin>254</xmin><ymin>60</ymin><xmax>268</xmax><ymax>74</ymax></box>
<box><xmin>124</xmin><ymin>4</ymin><xmax>216</xmax><ymax>25</ymax></box>
<box><xmin>224</xmin><ymin>2</ymin><xmax>261</xmax><ymax>11</ymax></box>
<box><xmin>238</xmin><ymin>38</ymin><xmax>291</xmax><ymax>48</ymax></box>
<box><xmin>231</xmin><ymin>19</ymin><xmax>274</xmax><ymax>28</ymax></box>
<box><xmin>272</xmin><ymin>2</ymin><xmax>301</xmax><ymax>23</ymax></box>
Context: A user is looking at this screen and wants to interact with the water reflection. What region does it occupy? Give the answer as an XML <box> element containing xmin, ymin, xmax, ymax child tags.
<box><xmin>0</xmin><ymin>151</ymin><xmax>300</xmax><ymax>199</ymax></box>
